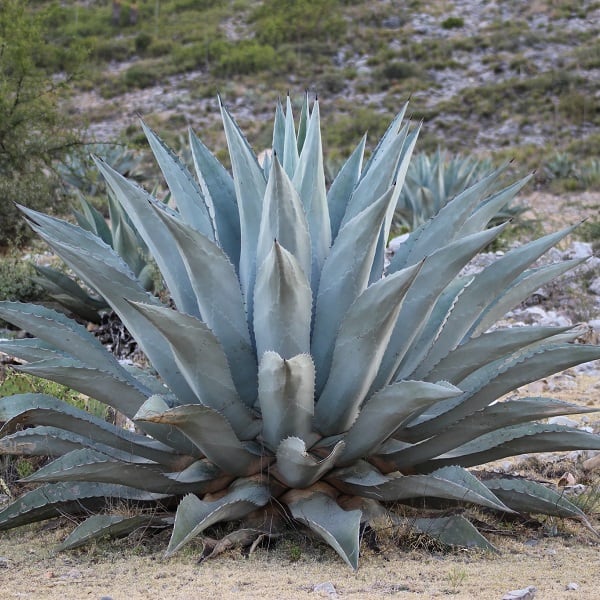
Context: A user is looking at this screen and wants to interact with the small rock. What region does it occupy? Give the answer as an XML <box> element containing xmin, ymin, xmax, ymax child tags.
<box><xmin>589</xmin><ymin>278</ymin><xmax>600</xmax><ymax>296</ymax></box>
<box><xmin>557</xmin><ymin>472</ymin><xmax>576</xmax><ymax>487</ymax></box>
<box><xmin>314</xmin><ymin>582</ymin><xmax>339</xmax><ymax>598</ymax></box>
<box><xmin>0</xmin><ymin>557</ymin><xmax>8</xmax><ymax>568</ymax></box>
<box><xmin>566</xmin><ymin>582</ymin><xmax>579</xmax><ymax>591</ymax></box>
<box><xmin>100</xmin><ymin>596</ymin><xmax>114</xmax><ymax>600</ymax></box>
<box><xmin>502</xmin><ymin>585</ymin><xmax>536</xmax><ymax>600</ymax></box>
<box><xmin>583</xmin><ymin>453</ymin><xmax>600</xmax><ymax>471</ymax></box>
<box><xmin>548</xmin><ymin>416</ymin><xmax>578</xmax><ymax>428</ymax></box>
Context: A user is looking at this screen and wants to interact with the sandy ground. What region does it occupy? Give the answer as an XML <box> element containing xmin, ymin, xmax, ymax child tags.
<box><xmin>1</xmin><ymin>520</ymin><xmax>600</xmax><ymax>600</ymax></box>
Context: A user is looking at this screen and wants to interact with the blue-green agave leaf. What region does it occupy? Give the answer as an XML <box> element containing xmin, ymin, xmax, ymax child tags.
<box><xmin>292</xmin><ymin>100</ymin><xmax>330</xmax><ymax>287</ymax></box>
<box><xmin>327</xmin><ymin>135</ymin><xmax>366</xmax><ymax>241</ymax></box>
<box><xmin>18</xmin><ymin>209</ymin><xmax>196</xmax><ymax>403</ymax></box>
<box><xmin>93</xmin><ymin>158</ymin><xmax>200</xmax><ymax>317</ymax></box>
<box><xmin>0</xmin><ymin>337</ymin><xmax>66</xmax><ymax>363</ymax></box>
<box><xmin>219</xmin><ymin>99</ymin><xmax>266</xmax><ymax>303</ymax></box>
<box><xmin>141</xmin><ymin>121</ymin><xmax>214</xmax><ymax>239</ymax></box>
<box><xmin>0</xmin><ymin>393</ymin><xmax>181</xmax><ymax>467</ymax></box>
<box><xmin>312</xmin><ymin>187</ymin><xmax>398</xmax><ymax>395</ymax></box>
<box><xmin>137</xmin><ymin>404</ymin><xmax>266</xmax><ymax>477</ymax></box>
<box><xmin>0</xmin><ymin>301</ymin><xmax>133</xmax><ymax>386</ymax></box>
<box><xmin>166</xmin><ymin>479</ymin><xmax>271</xmax><ymax>557</ymax></box>
<box><xmin>74</xmin><ymin>193</ymin><xmax>113</xmax><ymax>245</ymax></box>
<box><xmin>483</xmin><ymin>477</ymin><xmax>590</xmax><ymax>520</ymax></box>
<box><xmin>148</xmin><ymin>206</ymin><xmax>257</xmax><ymax>406</ymax></box>
<box><xmin>410</xmin><ymin>515</ymin><xmax>498</xmax><ymax>552</ymax></box>
<box><xmin>189</xmin><ymin>127</ymin><xmax>240</xmax><ymax>268</ymax></box>
<box><xmin>342</xmin><ymin>122</ymin><xmax>409</xmax><ymax>228</ymax></box>
<box><xmin>330</xmin><ymin>463</ymin><xmax>510</xmax><ymax>512</ymax></box>
<box><xmin>315</xmin><ymin>262</ymin><xmax>422</xmax><ymax>435</ymax></box>
<box><xmin>57</xmin><ymin>514</ymin><xmax>173</xmax><ymax>551</ymax></box>
<box><xmin>275</xmin><ymin>437</ymin><xmax>345</xmax><ymax>489</ymax></box>
<box><xmin>254</xmin><ymin>242</ymin><xmax>312</xmax><ymax>360</ymax></box>
<box><xmin>425</xmin><ymin>325</ymin><xmax>575</xmax><ymax>384</ymax></box>
<box><xmin>14</xmin><ymin>358</ymin><xmax>148</xmax><ymax>419</ymax></box>
<box><xmin>129</xmin><ymin>302</ymin><xmax>257</xmax><ymax>438</ymax></box>
<box><xmin>459</xmin><ymin>175</ymin><xmax>532</xmax><ymax>237</ymax></box>
<box><xmin>422</xmin><ymin>423</ymin><xmax>600</xmax><ymax>470</ymax></box>
<box><xmin>256</xmin><ymin>156</ymin><xmax>312</xmax><ymax>283</ymax></box>
<box><xmin>23</xmin><ymin>448</ymin><xmax>225</xmax><ymax>495</ymax></box>
<box><xmin>338</xmin><ymin>380</ymin><xmax>462</xmax><ymax>465</ymax></box>
<box><xmin>379</xmin><ymin>224</ymin><xmax>507</xmax><ymax>388</ymax></box>
<box><xmin>283</xmin><ymin>95</ymin><xmax>299</xmax><ymax>176</ymax></box>
<box><xmin>0</xmin><ymin>483</ymin><xmax>168</xmax><ymax>530</ymax></box>
<box><xmin>285</xmin><ymin>490</ymin><xmax>361</xmax><ymax>570</ymax></box>
<box><xmin>470</xmin><ymin>258</ymin><xmax>586</xmax><ymax>338</ymax></box>
<box><xmin>414</xmin><ymin>224</ymin><xmax>580</xmax><ymax>376</ymax></box>
<box><xmin>258</xmin><ymin>352</ymin><xmax>316</xmax><ymax>450</ymax></box>
<box><xmin>272</xmin><ymin>98</ymin><xmax>285</xmax><ymax>160</ymax></box>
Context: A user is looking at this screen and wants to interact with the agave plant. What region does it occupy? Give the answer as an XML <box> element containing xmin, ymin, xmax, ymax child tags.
<box><xmin>394</xmin><ymin>148</ymin><xmax>525</xmax><ymax>231</ymax></box>
<box><xmin>1</xmin><ymin>96</ymin><xmax>599</xmax><ymax>570</ymax></box>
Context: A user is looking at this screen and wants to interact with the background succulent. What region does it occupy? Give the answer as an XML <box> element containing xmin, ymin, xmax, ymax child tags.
<box><xmin>394</xmin><ymin>148</ymin><xmax>526</xmax><ymax>231</ymax></box>
<box><xmin>0</xmin><ymin>96</ymin><xmax>599</xmax><ymax>570</ymax></box>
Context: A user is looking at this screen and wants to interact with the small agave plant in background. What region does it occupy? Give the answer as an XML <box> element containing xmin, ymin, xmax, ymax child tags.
<box><xmin>1</xmin><ymin>96</ymin><xmax>600</xmax><ymax>570</ymax></box>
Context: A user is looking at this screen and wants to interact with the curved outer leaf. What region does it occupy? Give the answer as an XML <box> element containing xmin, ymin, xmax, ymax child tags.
<box><xmin>148</xmin><ymin>206</ymin><xmax>257</xmax><ymax>406</ymax></box>
<box><xmin>189</xmin><ymin>127</ymin><xmax>241</xmax><ymax>268</ymax></box>
<box><xmin>285</xmin><ymin>490</ymin><xmax>361</xmax><ymax>570</ymax></box>
<box><xmin>166</xmin><ymin>479</ymin><xmax>271</xmax><ymax>557</ymax></box>
<box><xmin>420</xmin><ymin>423</ymin><xmax>600</xmax><ymax>470</ymax></box>
<box><xmin>57</xmin><ymin>514</ymin><xmax>173</xmax><ymax>552</ymax></box>
<box><xmin>0</xmin><ymin>337</ymin><xmax>67</xmax><ymax>363</ymax></box>
<box><xmin>256</xmin><ymin>156</ymin><xmax>312</xmax><ymax>283</ymax></box>
<box><xmin>376</xmin><ymin>224</ymin><xmax>506</xmax><ymax>389</ymax></box>
<box><xmin>292</xmin><ymin>101</ymin><xmax>331</xmax><ymax>289</ymax></box>
<box><xmin>458</xmin><ymin>175</ymin><xmax>532</xmax><ymax>237</ymax></box>
<box><xmin>133</xmin><ymin>394</ymin><xmax>202</xmax><ymax>457</ymax></box>
<box><xmin>0</xmin><ymin>483</ymin><xmax>168</xmax><ymax>530</ymax></box>
<box><xmin>0</xmin><ymin>301</ymin><xmax>137</xmax><ymax>389</ymax></box>
<box><xmin>315</xmin><ymin>262</ymin><xmax>422</xmax><ymax>436</ymax></box>
<box><xmin>14</xmin><ymin>358</ymin><xmax>148</xmax><ymax>419</ymax></box>
<box><xmin>254</xmin><ymin>242</ymin><xmax>312</xmax><ymax>360</ymax></box>
<box><xmin>137</xmin><ymin>404</ymin><xmax>268</xmax><ymax>477</ymax></box>
<box><xmin>141</xmin><ymin>121</ymin><xmax>214</xmax><ymax>239</ymax></box>
<box><xmin>0</xmin><ymin>393</ymin><xmax>182</xmax><ymax>468</ymax></box>
<box><xmin>92</xmin><ymin>159</ymin><xmax>200</xmax><ymax>317</ymax></box>
<box><xmin>410</xmin><ymin>515</ymin><xmax>497</xmax><ymax>552</ymax></box>
<box><xmin>312</xmin><ymin>188</ymin><xmax>398</xmax><ymax>395</ymax></box>
<box><xmin>220</xmin><ymin>100</ymin><xmax>266</xmax><ymax>304</ymax></box>
<box><xmin>18</xmin><ymin>209</ymin><xmax>196</xmax><ymax>403</ymax></box>
<box><xmin>258</xmin><ymin>352</ymin><xmax>315</xmax><ymax>450</ymax></box>
<box><xmin>74</xmin><ymin>193</ymin><xmax>113</xmax><ymax>245</ymax></box>
<box><xmin>424</xmin><ymin>325</ymin><xmax>574</xmax><ymax>384</ymax></box>
<box><xmin>129</xmin><ymin>303</ymin><xmax>258</xmax><ymax>439</ymax></box>
<box><xmin>327</xmin><ymin>135</ymin><xmax>366</xmax><ymax>241</ymax></box>
<box><xmin>470</xmin><ymin>258</ymin><xmax>585</xmax><ymax>338</ymax></box>
<box><xmin>389</xmin><ymin>164</ymin><xmax>510</xmax><ymax>271</ymax></box>
<box><xmin>413</xmin><ymin>224</ymin><xmax>579</xmax><ymax>376</ymax></box>
<box><xmin>406</xmin><ymin>343</ymin><xmax>600</xmax><ymax>441</ymax></box>
<box><xmin>394</xmin><ymin>395</ymin><xmax>599</xmax><ymax>454</ymax></box>
<box><xmin>483</xmin><ymin>477</ymin><xmax>589</xmax><ymax>519</ymax></box>
<box><xmin>274</xmin><ymin>437</ymin><xmax>345</xmax><ymax>489</ymax></box>
<box><xmin>24</xmin><ymin>448</ymin><xmax>227</xmax><ymax>495</ymax></box>
<box><xmin>338</xmin><ymin>381</ymin><xmax>462</xmax><ymax>465</ymax></box>
<box><xmin>329</xmin><ymin>463</ymin><xmax>510</xmax><ymax>512</ymax></box>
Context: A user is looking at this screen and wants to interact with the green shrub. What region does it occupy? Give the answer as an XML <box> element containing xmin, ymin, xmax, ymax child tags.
<box><xmin>441</xmin><ymin>16</ymin><xmax>465</xmax><ymax>29</ymax></box>
<box><xmin>215</xmin><ymin>40</ymin><xmax>278</xmax><ymax>76</ymax></box>
<box><xmin>0</xmin><ymin>258</ymin><xmax>44</xmax><ymax>305</ymax></box>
